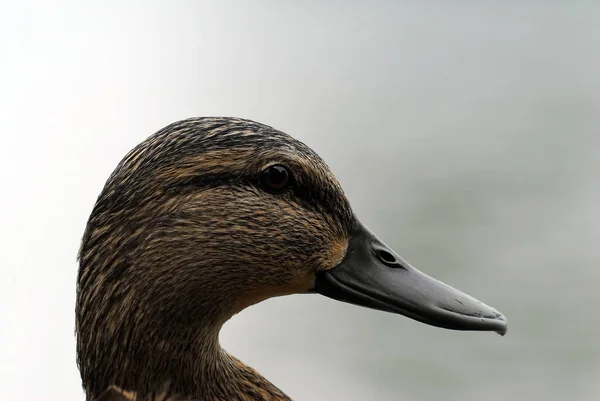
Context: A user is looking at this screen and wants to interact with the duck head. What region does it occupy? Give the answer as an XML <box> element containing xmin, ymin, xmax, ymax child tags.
<box><xmin>76</xmin><ymin>117</ymin><xmax>506</xmax><ymax>400</ymax></box>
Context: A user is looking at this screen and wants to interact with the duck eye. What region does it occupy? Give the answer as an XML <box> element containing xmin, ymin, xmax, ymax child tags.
<box><xmin>259</xmin><ymin>165</ymin><xmax>292</xmax><ymax>193</ymax></box>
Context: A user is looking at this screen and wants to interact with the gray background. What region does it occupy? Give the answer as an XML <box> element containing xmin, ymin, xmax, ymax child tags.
<box><xmin>1</xmin><ymin>1</ymin><xmax>599</xmax><ymax>400</ymax></box>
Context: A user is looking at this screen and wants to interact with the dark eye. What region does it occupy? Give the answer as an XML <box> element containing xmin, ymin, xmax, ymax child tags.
<box><xmin>259</xmin><ymin>165</ymin><xmax>292</xmax><ymax>193</ymax></box>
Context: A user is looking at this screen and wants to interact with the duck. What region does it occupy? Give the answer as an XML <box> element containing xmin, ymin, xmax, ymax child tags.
<box><xmin>76</xmin><ymin>117</ymin><xmax>507</xmax><ymax>401</ymax></box>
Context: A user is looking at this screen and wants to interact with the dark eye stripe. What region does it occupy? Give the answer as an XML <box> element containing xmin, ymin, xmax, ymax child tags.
<box><xmin>164</xmin><ymin>170</ymin><xmax>349</xmax><ymax>227</ymax></box>
<box><xmin>165</xmin><ymin>172</ymin><xmax>243</xmax><ymax>192</ymax></box>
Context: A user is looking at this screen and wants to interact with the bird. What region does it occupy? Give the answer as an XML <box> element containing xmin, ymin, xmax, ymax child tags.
<box><xmin>76</xmin><ymin>117</ymin><xmax>507</xmax><ymax>401</ymax></box>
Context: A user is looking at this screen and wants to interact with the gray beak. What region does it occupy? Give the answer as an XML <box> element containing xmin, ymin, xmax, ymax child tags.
<box><xmin>314</xmin><ymin>219</ymin><xmax>508</xmax><ymax>335</ymax></box>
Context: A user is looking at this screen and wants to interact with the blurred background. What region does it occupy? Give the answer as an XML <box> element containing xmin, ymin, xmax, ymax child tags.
<box><xmin>1</xmin><ymin>1</ymin><xmax>599</xmax><ymax>400</ymax></box>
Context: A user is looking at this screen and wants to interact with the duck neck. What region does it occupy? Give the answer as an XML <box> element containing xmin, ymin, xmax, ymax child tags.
<box><xmin>175</xmin><ymin>324</ymin><xmax>291</xmax><ymax>401</ymax></box>
<box><xmin>88</xmin><ymin>314</ymin><xmax>291</xmax><ymax>401</ymax></box>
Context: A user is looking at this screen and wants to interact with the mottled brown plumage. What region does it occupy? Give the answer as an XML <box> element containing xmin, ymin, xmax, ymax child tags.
<box><xmin>76</xmin><ymin>117</ymin><xmax>354</xmax><ymax>400</ymax></box>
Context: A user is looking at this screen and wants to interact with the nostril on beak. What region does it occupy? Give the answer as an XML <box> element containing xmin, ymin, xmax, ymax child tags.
<box><xmin>373</xmin><ymin>247</ymin><xmax>401</xmax><ymax>267</ymax></box>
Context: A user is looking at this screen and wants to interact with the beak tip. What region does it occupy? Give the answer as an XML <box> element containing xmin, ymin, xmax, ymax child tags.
<box><xmin>491</xmin><ymin>312</ymin><xmax>508</xmax><ymax>336</ymax></box>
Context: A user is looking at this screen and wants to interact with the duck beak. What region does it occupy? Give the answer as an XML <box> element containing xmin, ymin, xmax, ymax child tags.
<box><xmin>314</xmin><ymin>220</ymin><xmax>508</xmax><ymax>335</ymax></box>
